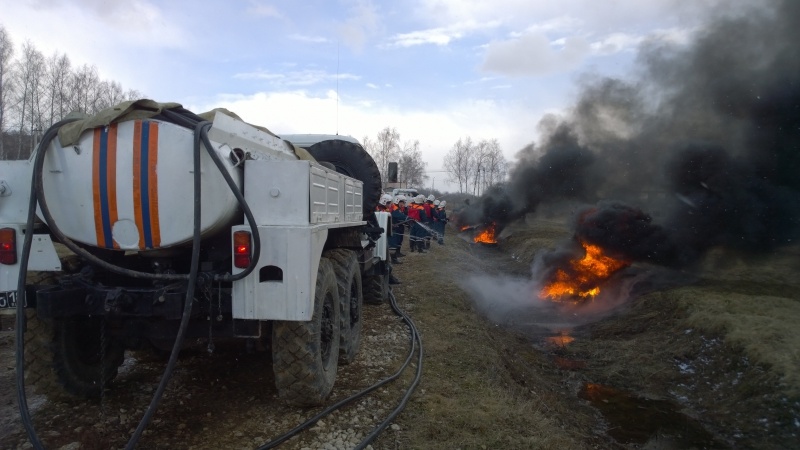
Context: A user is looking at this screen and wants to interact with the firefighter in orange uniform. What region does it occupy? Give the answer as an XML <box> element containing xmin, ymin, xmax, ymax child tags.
<box><xmin>407</xmin><ymin>195</ymin><xmax>428</xmax><ymax>253</ymax></box>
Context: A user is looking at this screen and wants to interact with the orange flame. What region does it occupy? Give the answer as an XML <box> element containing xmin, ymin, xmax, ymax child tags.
<box><xmin>473</xmin><ymin>223</ymin><xmax>497</xmax><ymax>244</ymax></box>
<box><xmin>539</xmin><ymin>241</ymin><xmax>629</xmax><ymax>302</ymax></box>
<box><xmin>460</xmin><ymin>225</ymin><xmax>472</xmax><ymax>231</ymax></box>
<box><xmin>545</xmin><ymin>333</ymin><xmax>575</xmax><ymax>347</ymax></box>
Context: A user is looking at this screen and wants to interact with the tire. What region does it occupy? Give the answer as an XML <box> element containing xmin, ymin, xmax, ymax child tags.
<box><xmin>51</xmin><ymin>317</ymin><xmax>126</xmax><ymax>398</ymax></box>
<box><xmin>364</xmin><ymin>245</ymin><xmax>390</xmax><ymax>305</ymax></box>
<box><xmin>363</xmin><ymin>270</ymin><xmax>389</xmax><ymax>305</ymax></box>
<box><xmin>305</xmin><ymin>139</ymin><xmax>382</xmax><ymax>219</ymax></box>
<box><xmin>272</xmin><ymin>258</ymin><xmax>341</xmax><ymax>405</ymax></box>
<box><xmin>325</xmin><ymin>249</ymin><xmax>363</xmax><ymax>365</ymax></box>
<box><xmin>23</xmin><ymin>309</ymin><xmax>59</xmax><ymax>397</ymax></box>
<box><xmin>22</xmin><ymin>272</ymin><xmax>60</xmax><ymax>397</ymax></box>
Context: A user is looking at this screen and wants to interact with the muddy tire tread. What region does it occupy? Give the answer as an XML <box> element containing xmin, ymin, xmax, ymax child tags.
<box><xmin>272</xmin><ymin>258</ymin><xmax>340</xmax><ymax>406</ymax></box>
<box><xmin>325</xmin><ymin>249</ymin><xmax>363</xmax><ymax>365</ymax></box>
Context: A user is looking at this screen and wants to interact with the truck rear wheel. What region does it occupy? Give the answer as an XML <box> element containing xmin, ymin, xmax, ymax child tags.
<box><xmin>305</xmin><ymin>139</ymin><xmax>382</xmax><ymax>219</ymax></box>
<box><xmin>272</xmin><ymin>258</ymin><xmax>341</xmax><ymax>405</ymax></box>
<box><xmin>363</xmin><ymin>246</ymin><xmax>390</xmax><ymax>305</ymax></box>
<box><xmin>52</xmin><ymin>317</ymin><xmax>126</xmax><ymax>398</ymax></box>
<box><xmin>363</xmin><ymin>272</ymin><xmax>389</xmax><ymax>305</ymax></box>
<box><xmin>325</xmin><ymin>249</ymin><xmax>363</xmax><ymax>365</ymax></box>
<box><xmin>23</xmin><ymin>309</ymin><xmax>58</xmax><ymax>397</ymax></box>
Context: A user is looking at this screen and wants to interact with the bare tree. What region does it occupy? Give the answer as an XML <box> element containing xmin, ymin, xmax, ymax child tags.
<box><xmin>14</xmin><ymin>41</ymin><xmax>45</xmax><ymax>158</ymax></box>
<box><xmin>443</xmin><ymin>137</ymin><xmax>475</xmax><ymax>193</ymax></box>
<box><xmin>480</xmin><ymin>138</ymin><xmax>507</xmax><ymax>189</ymax></box>
<box><xmin>43</xmin><ymin>52</ymin><xmax>71</xmax><ymax>125</ymax></box>
<box><xmin>69</xmin><ymin>63</ymin><xmax>100</xmax><ymax>114</ymax></box>
<box><xmin>364</xmin><ymin>126</ymin><xmax>400</xmax><ymax>187</ymax></box>
<box><xmin>104</xmin><ymin>80</ymin><xmax>126</xmax><ymax>107</ymax></box>
<box><xmin>470</xmin><ymin>139</ymin><xmax>508</xmax><ymax>195</ymax></box>
<box><xmin>0</xmin><ymin>26</ymin><xmax>14</xmax><ymax>158</ymax></box>
<box><xmin>124</xmin><ymin>88</ymin><xmax>143</xmax><ymax>101</ymax></box>
<box><xmin>0</xmin><ymin>29</ymin><xmax>146</xmax><ymax>160</ymax></box>
<box><xmin>398</xmin><ymin>139</ymin><xmax>427</xmax><ymax>187</ymax></box>
<box><xmin>471</xmin><ymin>139</ymin><xmax>489</xmax><ymax>195</ymax></box>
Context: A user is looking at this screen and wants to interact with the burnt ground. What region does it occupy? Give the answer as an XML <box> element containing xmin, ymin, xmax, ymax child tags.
<box><xmin>1</xmin><ymin>216</ymin><xmax>799</xmax><ymax>449</ymax></box>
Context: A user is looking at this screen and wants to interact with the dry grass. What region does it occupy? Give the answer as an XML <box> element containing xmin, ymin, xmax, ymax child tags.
<box><xmin>378</xmin><ymin>230</ymin><xmax>597</xmax><ymax>449</ymax></box>
<box><xmin>380</xmin><ymin>216</ymin><xmax>800</xmax><ymax>448</ymax></box>
<box><xmin>676</xmin><ymin>288</ymin><xmax>800</xmax><ymax>394</ymax></box>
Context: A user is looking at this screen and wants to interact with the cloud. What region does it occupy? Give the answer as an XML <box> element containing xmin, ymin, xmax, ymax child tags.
<box><xmin>288</xmin><ymin>34</ymin><xmax>330</xmax><ymax>43</ymax></box>
<box><xmin>190</xmin><ymin>89</ymin><xmax>552</xmax><ymax>190</ymax></box>
<box><xmin>337</xmin><ymin>0</ymin><xmax>381</xmax><ymax>52</ymax></box>
<box><xmin>387</xmin><ymin>20</ymin><xmax>501</xmax><ymax>48</ymax></box>
<box><xmin>233</xmin><ymin>69</ymin><xmax>361</xmax><ymax>86</ymax></box>
<box><xmin>366</xmin><ymin>83</ymin><xmax>379</xmax><ymax>89</ymax></box>
<box><xmin>245</xmin><ymin>0</ymin><xmax>284</xmax><ymax>18</ymax></box>
<box><xmin>482</xmin><ymin>32</ymin><xmax>591</xmax><ymax>76</ymax></box>
<box><xmin>5</xmin><ymin>0</ymin><xmax>188</xmax><ymax>54</ymax></box>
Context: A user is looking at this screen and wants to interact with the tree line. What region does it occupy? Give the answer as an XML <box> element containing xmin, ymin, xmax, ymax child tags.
<box><xmin>362</xmin><ymin>126</ymin><xmax>428</xmax><ymax>190</ymax></box>
<box><xmin>363</xmin><ymin>127</ymin><xmax>510</xmax><ymax>195</ymax></box>
<box><xmin>0</xmin><ymin>25</ymin><xmax>143</xmax><ymax>160</ymax></box>
<box><xmin>443</xmin><ymin>137</ymin><xmax>508</xmax><ymax>195</ymax></box>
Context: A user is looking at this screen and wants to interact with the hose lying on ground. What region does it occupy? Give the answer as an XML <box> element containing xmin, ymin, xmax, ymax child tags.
<box><xmin>256</xmin><ymin>286</ymin><xmax>423</xmax><ymax>450</ymax></box>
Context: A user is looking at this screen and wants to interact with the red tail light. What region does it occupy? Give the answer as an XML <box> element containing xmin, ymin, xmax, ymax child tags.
<box><xmin>233</xmin><ymin>231</ymin><xmax>252</xmax><ymax>269</ymax></box>
<box><xmin>0</xmin><ymin>228</ymin><xmax>16</xmax><ymax>265</ymax></box>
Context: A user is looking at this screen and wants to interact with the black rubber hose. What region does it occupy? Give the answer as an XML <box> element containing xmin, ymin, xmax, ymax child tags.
<box><xmin>354</xmin><ymin>288</ymin><xmax>423</xmax><ymax>449</ymax></box>
<box><xmin>198</xmin><ymin>128</ymin><xmax>261</xmax><ymax>281</ymax></box>
<box><xmin>124</xmin><ymin>119</ymin><xmax>206</xmax><ymax>450</ymax></box>
<box><xmin>256</xmin><ymin>286</ymin><xmax>423</xmax><ymax>449</ymax></box>
<box><xmin>33</xmin><ymin>129</ymin><xmax>186</xmax><ymax>280</ymax></box>
<box><xmin>16</xmin><ymin>118</ymin><xmax>80</xmax><ymax>450</ymax></box>
<box><xmin>34</xmin><ymin>118</ymin><xmax>261</xmax><ymax>280</ymax></box>
<box><xmin>256</xmin><ymin>296</ymin><xmax>419</xmax><ymax>449</ymax></box>
<box><xmin>17</xmin><ymin>115</ymin><xmax>260</xmax><ymax>448</ymax></box>
<box><xmin>159</xmin><ymin>109</ymin><xmax>261</xmax><ymax>281</ymax></box>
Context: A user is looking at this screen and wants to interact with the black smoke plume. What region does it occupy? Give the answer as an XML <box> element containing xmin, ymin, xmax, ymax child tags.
<box><xmin>468</xmin><ymin>0</ymin><xmax>800</xmax><ymax>267</ymax></box>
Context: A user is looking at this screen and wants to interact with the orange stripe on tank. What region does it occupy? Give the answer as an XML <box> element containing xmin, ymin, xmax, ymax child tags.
<box><xmin>92</xmin><ymin>128</ymin><xmax>104</xmax><ymax>246</ymax></box>
<box><xmin>147</xmin><ymin>122</ymin><xmax>161</xmax><ymax>248</ymax></box>
<box><xmin>132</xmin><ymin>121</ymin><xmax>146</xmax><ymax>249</ymax></box>
<box><xmin>107</xmin><ymin>124</ymin><xmax>119</xmax><ymax>249</ymax></box>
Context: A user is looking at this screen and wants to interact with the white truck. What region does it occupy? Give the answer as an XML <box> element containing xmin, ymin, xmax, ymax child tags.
<box><xmin>0</xmin><ymin>100</ymin><xmax>391</xmax><ymax>405</ymax></box>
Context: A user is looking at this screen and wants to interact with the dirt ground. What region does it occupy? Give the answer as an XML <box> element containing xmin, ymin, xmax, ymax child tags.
<box><xmin>1</xmin><ymin>215</ymin><xmax>799</xmax><ymax>449</ymax></box>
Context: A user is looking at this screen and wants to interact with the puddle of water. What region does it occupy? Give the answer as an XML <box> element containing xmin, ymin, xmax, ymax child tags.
<box><xmin>579</xmin><ymin>383</ymin><xmax>727</xmax><ymax>448</ymax></box>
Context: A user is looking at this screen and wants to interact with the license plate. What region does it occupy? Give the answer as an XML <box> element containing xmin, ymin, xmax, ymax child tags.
<box><xmin>0</xmin><ymin>291</ymin><xmax>24</xmax><ymax>309</ymax></box>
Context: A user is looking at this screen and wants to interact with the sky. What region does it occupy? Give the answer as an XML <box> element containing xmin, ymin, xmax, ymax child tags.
<box><xmin>1</xmin><ymin>0</ymin><xmax>740</xmax><ymax>192</ymax></box>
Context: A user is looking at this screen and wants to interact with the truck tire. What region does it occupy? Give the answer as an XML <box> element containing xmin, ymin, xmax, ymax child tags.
<box><xmin>325</xmin><ymin>249</ymin><xmax>363</xmax><ymax>365</ymax></box>
<box><xmin>363</xmin><ymin>246</ymin><xmax>390</xmax><ymax>305</ymax></box>
<box><xmin>363</xmin><ymin>272</ymin><xmax>389</xmax><ymax>305</ymax></box>
<box><xmin>21</xmin><ymin>272</ymin><xmax>60</xmax><ymax>397</ymax></box>
<box><xmin>272</xmin><ymin>258</ymin><xmax>341</xmax><ymax>405</ymax></box>
<box><xmin>23</xmin><ymin>309</ymin><xmax>59</xmax><ymax>397</ymax></box>
<box><xmin>22</xmin><ymin>273</ymin><xmax>125</xmax><ymax>399</ymax></box>
<box><xmin>52</xmin><ymin>317</ymin><xmax>126</xmax><ymax>398</ymax></box>
<box><xmin>305</xmin><ymin>139</ymin><xmax>382</xmax><ymax>219</ymax></box>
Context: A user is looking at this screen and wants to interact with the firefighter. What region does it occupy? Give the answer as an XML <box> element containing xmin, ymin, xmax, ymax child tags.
<box><xmin>375</xmin><ymin>194</ymin><xmax>402</xmax><ymax>284</ymax></box>
<box><xmin>437</xmin><ymin>200</ymin><xmax>447</xmax><ymax>244</ymax></box>
<box><xmin>407</xmin><ymin>195</ymin><xmax>427</xmax><ymax>253</ymax></box>
<box><xmin>432</xmin><ymin>199</ymin><xmax>442</xmax><ymax>243</ymax></box>
<box><xmin>389</xmin><ymin>195</ymin><xmax>408</xmax><ymax>263</ymax></box>
<box><xmin>376</xmin><ymin>194</ymin><xmax>392</xmax><ymax>212</ymax></box>
<box><xmin>422</xmin><ymin>194</ymin><xmax>435</xmax><ymax>249</ymax></box>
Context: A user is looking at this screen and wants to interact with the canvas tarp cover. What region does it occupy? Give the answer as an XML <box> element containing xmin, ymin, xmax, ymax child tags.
<box><xmin>56</xmin><ymin>99</ymin><xmax>314</xmax><ymax>161</ymax></box>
